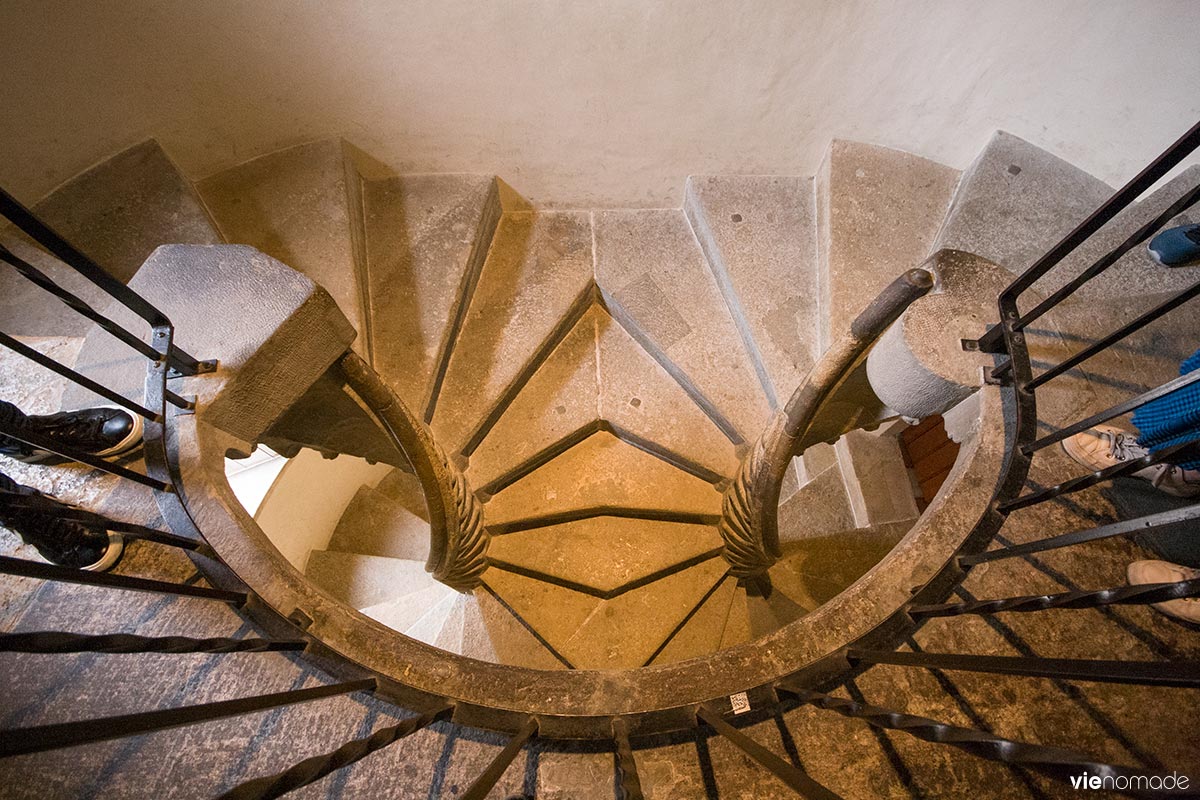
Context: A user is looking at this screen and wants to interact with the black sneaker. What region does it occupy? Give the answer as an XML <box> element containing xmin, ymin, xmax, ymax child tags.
<box><xmin>0</xmin><ymin>492</ymin><xmax>124</xmax><ymax>571</ymax></box>
<box><xmin>1</xmin><ymin>406</ymin><xmax>143</xmax><ymax>465</ymax></box>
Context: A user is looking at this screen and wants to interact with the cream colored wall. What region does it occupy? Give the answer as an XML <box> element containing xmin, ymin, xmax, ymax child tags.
<box><xmin>1</xmin><ymin>1</ymin><xmax>1197</xmax><ymax>207</ymax></box>
<box><xmin>252</xmin><ymin>448</ymin><xmax>392</xmax><ymax>571</ymax></box>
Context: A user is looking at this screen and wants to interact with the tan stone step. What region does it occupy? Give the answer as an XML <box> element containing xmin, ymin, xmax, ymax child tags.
<box><xmin>326</xmin><ymin>484</ymin><xmax>430</xmax><ymax>561</ymax></box>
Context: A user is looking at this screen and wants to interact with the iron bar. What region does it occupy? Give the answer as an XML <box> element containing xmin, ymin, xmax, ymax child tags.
<box><xmin>696</xmin><ymin>706</ymin><xmax>843</xmax><ymax>799</ymax></box>
<box><xmin>1024</xmin><ymin>277</ymin><xmax>1200</xmax><ymax>391</ymax></box>
<box><xmin>0</xmin><ymin>492</ymin><xmax>205</xmax><ymax>552</ymax></box>
<box><xmin>0</xmin><ymin>243</ymin><xmax>162</xmax><ymax>363</ymax></box>
<box><xmin>908</xmin><ymin>578</ymin><xmax>1200</xmax><ymax>617</ymax></box>
<box><xmin>0</xmin><ymin>554</ymin><xmax>245</xmax><ymax>603</ymax></box>
<box><xmin>0</xmin><ymin>631</ymin><xmax>306</xmax><ymax>654</ymax></box>
<box><xmin>460</xmin><ymin>717</ymin><xmax>538</xmax><ymax>800</ymax></box>
<box><xmin>779</xmin><ymin>684</ymin><xmax>1170</xmax><ymax>789</ymax></box>
<box><xmin>217</xmin><ymin>705</ymin><xmax>452</xmax><ymax>800</ymax></box>
<box><xmin>0</xmin><ymin>185</ymin><xmax>211</xmax><ymax>375</ymax></box>
<box><xmin>961</xmin><ymin>503</ymin><xmax>1200</xmax><ymax>565</ymax></box>
<box><xmin>612</xmin><ymin>719</ymin><xmax>645</xmax><ymax>800</ymax></box>
<box><xmin>976</xmin><ymin>118</ymin><xmax>1200</xmax><ymax>353</ymax></box>
<box><xmin>999</xmin><ymin>436</ymin><xmax>1200</xmax><ymax>512</ymax></box>
<box><xmin>1023</xmin><ymin>368</ymin><xmax>1200</xmax><ymax>454</ymax></box>
<box><xmin>0</xmin><ymin>416</ymin><xmax>171</xmax><ymax>491</ymax></box>
<box><xmin>849</xmin><ymin>650</ymin><xmax>1200</xmax><ymax>688</ymax></box>
<box><xmin>1011</xmin><ymin>180</ymin><xmax>1200</xmax><ymax>335</ymax></box>
<box><xmin>0</xmin><ymin>679</ymin><xmax>375</xmax><ymax>758</ymax></box>
<box><xmin>0</xmin><ymin>332</ymin><xmax>161</xmax><ymax>421</ymax></box>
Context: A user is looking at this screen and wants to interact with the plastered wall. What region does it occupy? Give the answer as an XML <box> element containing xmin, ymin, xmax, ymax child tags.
<box><xmin>1</xmin><ymin>0</ymin><xmax>1198</xmax><ymax>207</ymax></box>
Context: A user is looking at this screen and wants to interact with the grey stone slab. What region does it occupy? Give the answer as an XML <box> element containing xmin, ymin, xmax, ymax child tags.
<box><xmin>594</xmin><ymin>209</ymin><xmax>773</xmax><ymax>444</ymax></box>
<box><xmin>817</xmin><ymin>140</ymin><xmax>960</xmax><ymax>353</ymax></box>
<box><xmin>375</xmin><ymin>466</ymin><xmax>430</xmax><ymax>521</ymax></box>
<box><xmin>326</xmin><ymin>484</ymin><xmax>430</xmax><ymax>561</ymax></box>
<box><xmin>467</xmin><ymin>303</ymin><xmax>740</xmax><ymax>489</ymax></box>
<box><xmin>650</xmin><ymin>574</ymin><xmax>737</xmax><ymax>666</ymax></box>
<box><xmin>0</xmin><ymin>139</ymin><xmax>221</xmax><ymax>338</ymax></box>
<box><xmin>487</xmin><ymin>516</ymin><xmax>721</xmax><ymax>594</ymax></box>
<box><xmin>686</xmin><ymin>174</ymin><xmax>819</xmax><ymax>404</ymax></box>
<box><xmin>304</xmin><ymin>550</ymin><xmax>434</xmax><ymax>609</ymax></box>
<box><xmin>835</xmin><ymin>429</ymin><xmax>920</xmax><ymax>527</ymax></box>
<box><xmin>482</xmin><ymin>431</ymin><xmax>723</xmax><ymax>525</ymax></box>
<box><xmin>197</xmin><ymin>140</ymin><xmax>366</xmax><ymax>351</ymax></box>
<box><xmin>777</xmin><ymin>462</ymin><xmax>856</xmax><ymax>544</ymax></box>
<box><xmin>363</xmin><ymin>173</ymin><xmax>499</xmax><ymax>413</ymax></box>
<box><xmin>404</xmin><ymin>589</ymin><xmax>458</xmax><ymax>645</ymax></box>
<box><xmin>432</xmin><ymin>594</ymin><xmax>467</xmax><ymax>653</ymax></box>
<box><xmin>432</xmin><ymin>210</ymin><xmax>595</xmax><ymax>454</ymax></box>
<box><xmin>558</xmin><ymin>555</ymin><xmax>729</xmax><ymax>669</ymax></box>
<box><xmin>934</xmin><ymin>130</ymin><xmax>1114</xmax><ymax>275</ymax></box>
<box><xmin>359</xmin><ymin>580</ymin><xmax>458</xmax><ymax>633</ymax></box>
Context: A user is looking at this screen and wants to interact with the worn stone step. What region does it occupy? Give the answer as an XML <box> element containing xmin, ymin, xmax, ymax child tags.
<box><xmin>685</xmin><ymin>174</ymin><xmax>820</xmax><ymax>406</ymax></box>
<box><xmin>357</xmin><ymin>580</ymin><xmax>458</xmax><ymax>635</ymax></box>
<box><xmin>481</xmin><ymin>431</ymin><xmax>723</xmax><ymax>526</ymax></box>
<box><xmin>719</xmin><ymin>579</ymin><xmax>812</xmax><ymax>649</ymax></box>
<box><xmin>304</xmin><ymin>550</ymin><xmax>435</xmax><ymax>610</ymax></box>
<box><xmin>0</xmin><ymin>139</ymin><xmax>221</xmax><ymax>337</ymax></box>
<box><xmin>770</xmin><ymin>519</ymin><xmax>914</xmax><ymax>608</ymax></box>
<box><xmin>465</xmin><ymin>303</ymin><xmax>740</xmax><ymax>491</ymax></box>
<box><xmin>362</xmin><ymin>172</ymin><xmax>501</xmax><ymax>415</ymax></box>
<box><xmin>817</xmin><ymin>140</ymin><xmax>959</xmax><ymax>353</ymax></box>
<box><xmin>464</xmin><ymin>587</ymin><xmax>566</xmax><ymax>669</ymax></box>
<box><xmin>482</xmin><ymin>555</ymin><xmax>729</xmax><ymax>669</ymax></box>
<box><xmin>432</xmin><ymin>210</ymin><xmax>595</xmax><ymax>455</ymax></box>
<box><xmin>934</xmin><ymin>130</ymin><xmax>1114</xmax><ymax>276</ymax></box>
<box><xmin>487</xmin><ymin>515</ymin><xmax>722</xmax><ymax>596</ymax></box>
<box><xmin>648</xmin><ymin>574</ymin><xmax>738</xmax><ymax>666</ymax></box>
<box><xmin>834</xmin><ymin>429</ymin><xmax>921</xmax><ymax>527</ymax></box>
<box><xmin>403</xmin><ymin>589</ymin><xmax>459</xmax><ymax>647</ymax></box>
<box><xmin>777</xmin><ymin>461</ymin><xmax>857</xmax><ymax>544</ymax></box>
<box><xmin>325</xmin><ymin>484</ymin><xmax>430</xmax><ymax>561</ymax></box>
<box><xmin>196</xmin><ymin>139</ymin><xmax>367</xmax><ymax>354</ymax></box>
<box><xmin>594</xmin><ymin>208</ymin><xmax>772</xmax><ymax>444</ymax></box>
<box><xmin>374</xmin><ymin>467</ymin><xmax>430</xmax><ymax>522</ymax></box>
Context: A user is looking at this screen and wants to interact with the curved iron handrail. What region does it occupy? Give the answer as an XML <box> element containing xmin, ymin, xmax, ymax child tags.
<box><xmin>719</xmin><ymin>268</ymin><xmax>935</xmax><ymax>576</ymax></box>
<box><xmin>337</xmin><ymin>351</ymin><xmax>488</xmax><ymax>590</ymax></box>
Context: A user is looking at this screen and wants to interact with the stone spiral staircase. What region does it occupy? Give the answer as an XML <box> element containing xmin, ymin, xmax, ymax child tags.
<box><xmin>1</xmin><ymin>128</ymin><xmax>1199</xmax><ymax>798</ymax></box>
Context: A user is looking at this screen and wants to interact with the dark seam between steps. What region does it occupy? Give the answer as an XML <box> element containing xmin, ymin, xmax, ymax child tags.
<box><xmin>487</xmin><ymin>548</ymin><xmax>725</xmax><ymax>600</ymax></box>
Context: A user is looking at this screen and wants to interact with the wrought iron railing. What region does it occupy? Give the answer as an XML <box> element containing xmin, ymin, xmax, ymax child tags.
<box><xmin>1</xmin><ymin>120</ymin><xmax>1199</xmax><ymax>798</ymax></box>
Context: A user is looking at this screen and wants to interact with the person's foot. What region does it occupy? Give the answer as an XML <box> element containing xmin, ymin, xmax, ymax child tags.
<box><xmin>1148</xmin><ymin>223</ymin><xmax>1200</xmax><ymax>267</ymax></box>
<box><xmin>1127</xmin><ymin>560</ymin><xmax>1200</xmax><ymax>625</ymax></box>
<box><xmin>1</xmin><ymin>406</ymin><xmax>143</xmax><ymax>465</ymax></box>
<box><xmin>1061</xmin><ymin>424</ymin><xmax>1200</xmax><ymax>497</ymax></box>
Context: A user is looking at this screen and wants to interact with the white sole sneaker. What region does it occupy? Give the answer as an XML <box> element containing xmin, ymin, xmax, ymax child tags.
<box><xmin>94</xmin><ymin>409</ymin><xmax>144</xmax><ymax>458</ymax></box>
<box><xmin>1127</xmin><ymin>559</ymin><xmax>1200</xmax><ymax>625</ymax></box>
<box><xmin>82</xmin><ymin>532</ymin><xmax>125</xmax><ymax>573</ymax></box>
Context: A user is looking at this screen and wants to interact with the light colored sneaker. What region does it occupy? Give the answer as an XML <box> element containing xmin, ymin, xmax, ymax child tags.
<box><xmin>1061</xmin><ymin>425</ymin><xmax>1200</xmax><ymax>497</ymax></box>
<box><xmin>1127</xmin><ymin>560</ymin><xmax>1200</xmax><ymax>625</ymax></box>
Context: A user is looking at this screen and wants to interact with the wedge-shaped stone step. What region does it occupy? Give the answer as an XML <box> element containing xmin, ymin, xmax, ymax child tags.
<box><xmin>483</xmin><ymin>431</ymin><xmax>723</xmax><ymax>527</ymax></box>
<box><xmin>719</xmin><ymin>580</ymin><xmax>812</xmax><ymax>650</ymax></box>
<box><xmin>594</xmin><ymin>209</ymin><xmax>772</xmax><ymax>444</ymax></box>
<box><xmin>433</xmin><ymin>210</ymin><xmax>595</xmax><ymax>454</ymax></box>
<box><xmin>770</xmin><ymin>519</ymin><xmax>914</xmax><ymax>607</ymax></box>
<box><xmin>326</xmin><ymin>484</ymin><xmax>430</xmax><ymax>561</ymax></box>
<box><xmin>685</xmin><ymin>175</ymin><xmax>819</xmax><ymax>405</ymax></box>
<box><xmin>363</xmin><ymin>172</ymin><xmax>500</xmax><ymax>414</ymax></box>
<box><xmin>197</xmin><ymin>140</ymin><xmax>367</xmax><ymax>350</ymax></box>
<box><xmin>649</xmin><ymin>574</ymin><xmax>738</xmax><ymax>665</ymax></box>
<box><xmin>305</xmin><ymin>550</ymin><xmax>435</xmax><ymax>610</ymax></box>
<box><xmin>777</xmin><ymin>462</ymin><xmax>856</xmax><ymax>544</ymax></box>
<box><xmin>834</xmin><ymin>429</ymin><xmax>920</xmax><ymax>527</ymax></box>
<box><xmin>375</xmin><ymin>466</ymin><xmax>430</xmax><ymax>521</ymax></box>
<box><xmin>467</xmin><ymin>587</ymin><xmax>567</xmax><ymax>669</ymax></box>
<box><xmin>487</xmin><ymin>515</ymin><xmax>722</xmax><ymax>596</ymax></box>
<box><xmin>1</xmin><ymin>139</ymin><xmax>221</xmax><ymax>337</ymax></box>
<box><xmin>404</xmin><ymin>590</ymin><xmax>460</xmax><ymax>647</ymax></box>
<box><xmin>466</xmin><ymin>303</ymin><xmax>739</xmax><ymax>490</ymax></box>
<box><xmin>359</xmin><ymin>580</ymin><xmax>459</xmax><ymax>634</ymax></box>
<box><xmin>483</xmin><ymin>556</ymin><xmax>729</xmax><ymax>669</ymax></box>
<box><xmin>933</xmin><ymin>130</ymin><xmax>1113</xmax><ymax>278</ymax></box>
<box><xmin>817</xmin><ymin>140</ymin><xmax>959</xmax><ymax>353</ymax></box>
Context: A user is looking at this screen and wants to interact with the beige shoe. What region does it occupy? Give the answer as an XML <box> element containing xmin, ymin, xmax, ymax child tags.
<box><xmin>1061</xmin><ymin>425</ymin><xmax>1200</xmax><ymax>497</ymax></box>
<box><xmin>1127</xmin><ymin>559</ymin><xmax>1200</xmax><ymax>625</ymax></box>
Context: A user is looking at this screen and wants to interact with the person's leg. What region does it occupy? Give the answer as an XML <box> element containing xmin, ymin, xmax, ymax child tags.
<box><xmin>0</xmin><ymin>471</ymin><xmax>123</xmax><ymax>571</ymax></box>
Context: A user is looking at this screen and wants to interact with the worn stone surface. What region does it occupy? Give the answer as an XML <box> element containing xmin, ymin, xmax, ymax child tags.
<box><xmin>487</xmin><ymin>516</ymin><xmax>722</xmax><ymax>594</ymax></box>
<box><xmin>482</xmin><ymin>431</ymin><xmax>723</xmax><ymax>525</ymax></box>
<box><xmin>374</xmin><ymin>466</ymin><xmax>430</xmax><ymax>521</ymax></box>
<box><xmin>197</xmin><ymin>140</ymin><xmax>367</xmax><ymax>351</ymax></box>
<box><xmin>650</xmin><ymin>574</ymin><xmax>738</xmax><ymax>666</ymax></box>
<box><xmin>461</xmin><ymin>587</ymin><xmax>565</xmax><ymax>670</ymax></box>
<box><xmin>467</xmin><ymin>304</ymin><xmax>739</xmax><ymax>489</ymax></box>
<box><xmin>835</xmin><ymin>429</ymin><xmax>920</xmax><ymax>527</ymax></box>
<box><xmin>594</xmin><ymin>209</ymin><xmax>773</xmax><ymax>444</ymax></box>
<box><xmin>363</xmin><ymin>172</ymin><xmax>498</xmax><ymax>412</ymax></box>
<box><xmin>934</xmin><ymin>130</ymin><xmax>1114</xmax><ymax>275</ymax></box>
<box><xmin>479</xmin><ymin>569</ymin><xmax>601</xmax><ymax>663</ymax></box>
<box><xmin>686</xmin><ymin>174</ymin><xmax>819</xmax><ymax>405</ymax></box>
<box><xmin>304</xmin><ymin>550</ymin><xmax>432</xmax><ymax>609</ymax></box>
<box><xmin>358</xmin><ymin>580</ymin><xmax>458</xmax><ymax>634</ymax></box>
<box><xmin>777</xmin><ymin>462</ymin><xmax>856</xmax><ymax>544</ymax></box>
<box><xmin>326</xmin><ymin>485</ymin><xmax>430</xmax><ymax>561</ymax></box>
<box><xmin>817</xmin><ymin>140</ymin><xmax>960</xmax><ymax>353</ymax></box>
<box><xmin>403</xmin><ymin>590</ymin><xmax>459</xmax><ymax>646</ymax></box>
<box><xmin>771</xmin><ymin>519</ymin><xmax>913</xmax><ymax>606</ymax></box>
<box><xmin>432</xmin><ymin>210</ymin><xmax>594</xmax><ymax>454</ymax></box>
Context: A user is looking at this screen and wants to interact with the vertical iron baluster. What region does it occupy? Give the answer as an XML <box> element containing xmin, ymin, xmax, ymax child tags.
<box><xmin>612</xmin><ymin>718</ymin><xmax>644</xmax><ymax>800</ymax></box>
<box><xmin>461</xmin><ymin>717</ymin><xmax>539</xmax><ymax>800</ymax></box>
